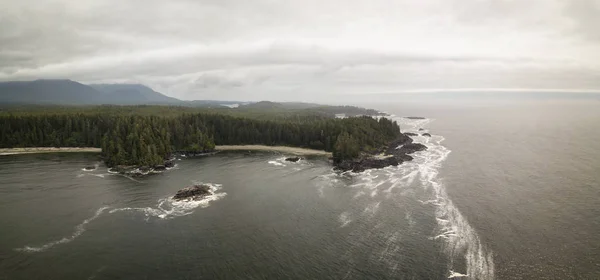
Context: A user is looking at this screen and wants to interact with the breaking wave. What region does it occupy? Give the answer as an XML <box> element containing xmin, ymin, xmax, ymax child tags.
<box><xmin>16</xmin><ymin>183</ymin><xmax>225</xmax><ymax>253</ymax></box>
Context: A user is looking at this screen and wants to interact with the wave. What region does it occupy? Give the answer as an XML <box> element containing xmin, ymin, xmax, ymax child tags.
<box><xmin>315</xmin><ymin>116</ymin><xmax>494</xmax><ymax>279</ymax></box>
<box><xmin>400</xmin><ymin>117</ymin><xmax>495</xmax><ymax>279</ymax></box>
<box><xmin>16</xmin><ymin>183</ymin><xmax>225</xmax><ymax>253</ymax></box>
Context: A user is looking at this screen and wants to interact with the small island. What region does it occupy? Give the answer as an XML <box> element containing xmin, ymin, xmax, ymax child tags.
<box><xmin>173</xmin><ymin>184</ymin><xmax>212</xmax><ymax>201</ymax></box>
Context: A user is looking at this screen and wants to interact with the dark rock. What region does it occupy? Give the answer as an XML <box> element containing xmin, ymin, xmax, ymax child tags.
<box><xmin>285</xmin><ymin>157</ymin><xmax>301</xmax><ymax>162</ymax></box>
<box><xmin>115</xmin><ymin>165</ymin><xmax>135</xmax><ymax>174</ymax></box>
<box><xmin>335</xmin><ymin>156</ymin><xmax>401</xmax><ymax>173</ymax></box>
<box><xmin>154</xmin><ymin>165</ymin><xmax>166</xmax><ymax>171</ymax></box>
<box><xmin>422</xmin><ymin>133</ymin><xmax>432</xmax><ymax>137</ymax></box>
<box><xmin>404</xmin><ymin>116</ymin><xmax>426</xmax><ymax>119</ymax></box>
<box><xmin>418</xmin><ymin>128</ymin><xmax>425</xmax><ymax>131</ymax></box>
<box><xmin>334</xmin><ymin>134</ymin><xmax>427</xmax><ymax>173</ymax></box>
<box><xmin>139</xmin><ymin>166</ymin><xmax>151</xmax><ymax>172</ymax></box>
<box><xmin>164</xmin><ymin>160</ymin><xmax>175</xmax><ymax>168</ymax></box>
<box><xmin>83</xmin><ymin>166</ymin><xmax>96</xmax><ymax>171</ymax></box>
<box><xmin>404</xmin><ymin>132</ymin><xmax>419</xmax><ymax>136</ymax></box>
<box><xmin>173</xmin><ymin>185</ymin><xmax>212</xmax><ymax>201</ymax></box>
<box><xmin>396</xmin><ymin>143</ymin><xmax>428</xmax><ymax>155</ymax></box>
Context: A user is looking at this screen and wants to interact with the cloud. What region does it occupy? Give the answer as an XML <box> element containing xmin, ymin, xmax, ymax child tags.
<box><xmin>0</xmin><ymin>0</ymin><xmax>598</xmax><ymax>101</ymax></box>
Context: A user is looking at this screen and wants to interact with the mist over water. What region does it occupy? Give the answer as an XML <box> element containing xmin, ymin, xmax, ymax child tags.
<box><xmin>1</xmin><ymin>98</ymin><xmax>599</xmax><ymax>279</ymax></box>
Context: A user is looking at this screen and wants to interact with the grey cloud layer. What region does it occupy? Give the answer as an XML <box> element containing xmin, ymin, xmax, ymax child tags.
<box><xmin>1</xmin><ymin>0</ymin><xmax>599</xmax><ymax>101</ymax></box>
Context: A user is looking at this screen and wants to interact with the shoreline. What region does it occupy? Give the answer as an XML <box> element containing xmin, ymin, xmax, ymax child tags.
<box><xmin>0</xmin><ymin>146</ymin><xmax>331</xmax><ymax>157</ymax></box>
<box><xmin>215</xmin><ymin>145</ymin><xmax>331</xmax><ymax>156</ymax></box>
<box><xmin>0</xmin><ymin>147</ymin><xmax>101</xmax><ymax>156</ymax></box>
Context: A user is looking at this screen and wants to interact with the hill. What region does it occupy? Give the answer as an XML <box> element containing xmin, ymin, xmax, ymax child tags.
<box><xmin>0</xmin><ymin>79</ymin><xmax>106</xmax><ymax>105</ymax></box>
<box><xmin>0</xmin><ymin>80</ymin><xmax>181</xmax><ymax>105</ymax></box>
<box><xmin>90</xmin><ymin>84</ymin><xmax>180</xmax><ymax>104</ymax></box>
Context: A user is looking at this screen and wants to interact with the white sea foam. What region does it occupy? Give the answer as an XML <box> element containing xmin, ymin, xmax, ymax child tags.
<box><xmin>320</xmin><ymin>116</ymin><xmax>494</xmax><ymax>279</ymax></box>
<box><xmin>16</xmin><ymin>206</ymin><xmax>110</xmax><ymax>252</ymax></box>
<box><xmin>401</xmin><ymin>117</ymin><xmax>495</xmax><ymax>280</ymax></box>
<box><xmin>17</xmin><ymin>183</ymin><xmax>225</xmax><ymax>253</ymax></box>
<box><xmin>339</xmin><ymin>212</ymin><xmax>352</xmax><ymax>227</ymax></box>
<box><xmin>448</xmin><ymin>270</ymin><xmax>469</xmax><ymax>278</ymax></box>
<box><xmin>268</xmin><ymin>160</ymin><xmax>285</xmax><ymax>166</ymax></box>
<box><xmin>110</xmin><ymin>183</ymin><xmax>226</xmax><ymax>219</ymax></box>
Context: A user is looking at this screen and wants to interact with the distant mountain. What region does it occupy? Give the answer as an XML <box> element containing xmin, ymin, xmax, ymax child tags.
<box><xmin>238</xmin><ymin>101</ymin><xmax>283</xmax><ymax>109</ymax></box>
<box><xmin>90</xmin><ymin>84</ymin><xmax>180</xmax><ymax>104</ymax></box>
<box><xmin>0</xmin><ymin>79</ymin><xmax>106</xmax><ymax>105</ymax></box>
<box><xmin>0</xmin><ymin>79</ymin><xmax>181</xmax><ymax>105</ymax></box>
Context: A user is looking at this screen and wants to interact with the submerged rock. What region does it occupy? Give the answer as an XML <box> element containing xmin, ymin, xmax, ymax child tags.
<box><xmin>173</xmin><ymin>185</ymin><xmax>212</xmax><ymax>201</ymax></box>
<box><xmin>404</xmin><ymin>116</ymin><xmax>426</xmax><ymax>119</ymax></box>
<box><xmin>404</xmin><ymin>132</ymin><xmax>419</xmax><ymax>136</ymax></box>
<box><xmin>422</xmin><ymin>133</ymin><xmax>432</xmax><ymax>137</ymax></box>
<box><xmin>83</xmin><ymin>166</ymin><xmax>96</xmax><ymax>171</ymax></box>
<box><xmin>418</xmin><ymin>128</ymin><xmax>425</xmax><ymax>131</ymax></box>
<box><xmin>285</xmin><ymin>157</ymin><xmax>301</xmax><ymax>162</ymax></box>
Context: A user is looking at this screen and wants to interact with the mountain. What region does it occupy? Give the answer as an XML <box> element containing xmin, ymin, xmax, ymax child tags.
<box><xmin>0</xmin><ymin>79</ymin><xmax>181</xmax><ymax>105</ymax></box>
<box><xmin>0</xmin><ymin>79</ymin><xmax>106</xmax><ymax>105</ymax></box>
<box><xmin>238</xmin><ymin>101</ymin><xmax>283</xmax><ymax>109</ymax></box>
<box><xmin>90</xmin><ymin>84</ymin><xmax>180</xmax><ymax>104</ymax></box>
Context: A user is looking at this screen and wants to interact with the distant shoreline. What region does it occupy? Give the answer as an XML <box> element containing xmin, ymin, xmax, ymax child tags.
<box><xmin>215</xmin><ymin>145</ymin><xmax>331</xmax><ymax>156</ymax></box>
<box><xmin>0</xmin><ymin>145</ymin><xmax>331</xmax><ymax>157</ymax></box>
<box><xmin>0</xmin><ymin>147</ymin><xmax>102</xmax><ymax>156</ymax></box>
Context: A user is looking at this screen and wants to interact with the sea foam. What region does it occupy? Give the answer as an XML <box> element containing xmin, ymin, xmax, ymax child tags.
<box><xmin>16</xmin><ymin>183</ymin><xmax>225</xmax><ymax>253</ymax></box>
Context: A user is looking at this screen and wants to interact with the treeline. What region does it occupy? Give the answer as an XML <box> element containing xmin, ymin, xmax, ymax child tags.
<box><xmin>0</xmin><ymin>109</ymin><xmax>401</xmax><ymax>166</ymax></box>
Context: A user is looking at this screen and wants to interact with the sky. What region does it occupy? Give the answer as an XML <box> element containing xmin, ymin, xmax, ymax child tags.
<box><xmin>1</xmin><ymin>0</ymin><xmax>599</xmax><ymax>101</ymax></box>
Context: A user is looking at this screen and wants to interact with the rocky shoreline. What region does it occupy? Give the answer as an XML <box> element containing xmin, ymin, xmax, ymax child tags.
<box><xmin>334</xmin><ymin>133</ymin><xmax>427</xmax><ymax>173</ymax></box>
<box><xmin>107</xmin><ymin>158</ymin><xmax>177</xmax><ymax>177</ymax></box>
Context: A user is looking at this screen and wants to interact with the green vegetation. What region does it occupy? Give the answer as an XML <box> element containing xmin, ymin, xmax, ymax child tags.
<box><xmin>332</xmin><ymin>131</ymin><xmax>360</xmax><ymax>163</ymax></box>
<box><xmin>0</xmin><ymin>105</ymin><xmax>401</xmax><ymax>167</ymax></box>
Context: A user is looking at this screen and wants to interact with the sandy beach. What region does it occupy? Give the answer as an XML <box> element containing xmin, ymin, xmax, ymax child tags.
<box><xmin>215</xmin><ymin>145</ymin><xmax>331</xmax><ymax>156</ymax></box>
<box><xmin>0</xmin><ymin>146</ymin><xmax>330</xmax><ymax>157</ymax></box>
<box><xmin>0</xmin><ymin>147</ymin><xmax>101</xmax><ymax>156</ymax></box>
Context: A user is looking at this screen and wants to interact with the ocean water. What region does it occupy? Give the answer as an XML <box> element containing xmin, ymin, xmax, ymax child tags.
<box><xmin>1</xmin><ymin>98</ymin><xmax>599</xmax><ymax>279</ymax></box>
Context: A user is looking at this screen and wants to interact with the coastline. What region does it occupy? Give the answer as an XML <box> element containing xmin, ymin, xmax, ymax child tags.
<box><xmin>0</xmin><ymin>147</ymin><xmax>102</xmax><ymax>156</ymax></box>
<box><xmin>215</xmin><ymin>145</ymin><xmax>331</xmax><ymax>156</ymax></box>
<box><xmin>0</xmin><ymin>146</ymin><xmax>331</xmax><ymax>157</ymax></box>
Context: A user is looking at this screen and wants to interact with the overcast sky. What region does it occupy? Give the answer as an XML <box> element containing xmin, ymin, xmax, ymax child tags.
<box><xmin>1</xmin><ymin>0</ymin><xmax>599</xmax><ymax>101</ymax></box>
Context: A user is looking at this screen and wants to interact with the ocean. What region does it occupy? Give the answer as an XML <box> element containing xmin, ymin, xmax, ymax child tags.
<box><xmin>1</xmin><ymin>98</ymin><xmax>599</xmax><ymax>279</ymax></box>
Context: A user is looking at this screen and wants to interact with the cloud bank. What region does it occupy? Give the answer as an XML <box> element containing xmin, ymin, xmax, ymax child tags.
<box><xmin>1</xmin><ymin>0</ymin><xmax>599</xmax><ymax>101</ymax></box>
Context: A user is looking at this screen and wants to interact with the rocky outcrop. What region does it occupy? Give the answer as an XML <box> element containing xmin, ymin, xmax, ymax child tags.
<box><xmin>422</xmin><ymin>133</ymin><xmax>432</xmax><ymax>137</ymax></box>
<box><xmin>176</xmin><ymin>150</ymin><xmax>217</xmax><ymax>157</ymax></box>
<box><xmin>285</xmin><ymin>157</ymin><xmax>301</xmax><ymax>162</ymax></box>
<box><xmin>390</xmin><ymin>143</ymin><xmax>428</xmax><ymax>155</ymax></box>
<box><xmin>334</xmin><ymin>135</ymin><xmax>427</xmax><ymax>173</ymax></box>
<box><xmin>107</xmin><ymin>158</ymin><xmax>175</xmax><ymax>176</ymax></box>
<box><xmin>336</xmin><ymin>156</ymin><xmax>400</xmax><ymax>173</ymax></box>
<box><xmin>173</xmin><ymin>185</ymin><xmax>212</xmax><ymax>201</ymax></box>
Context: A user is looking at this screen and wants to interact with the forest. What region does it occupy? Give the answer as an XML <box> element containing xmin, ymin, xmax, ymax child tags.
<box><xmin>0</xmin><ymin>106</ymin><xmax>402</xmax><ymax>167</ymax></box>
